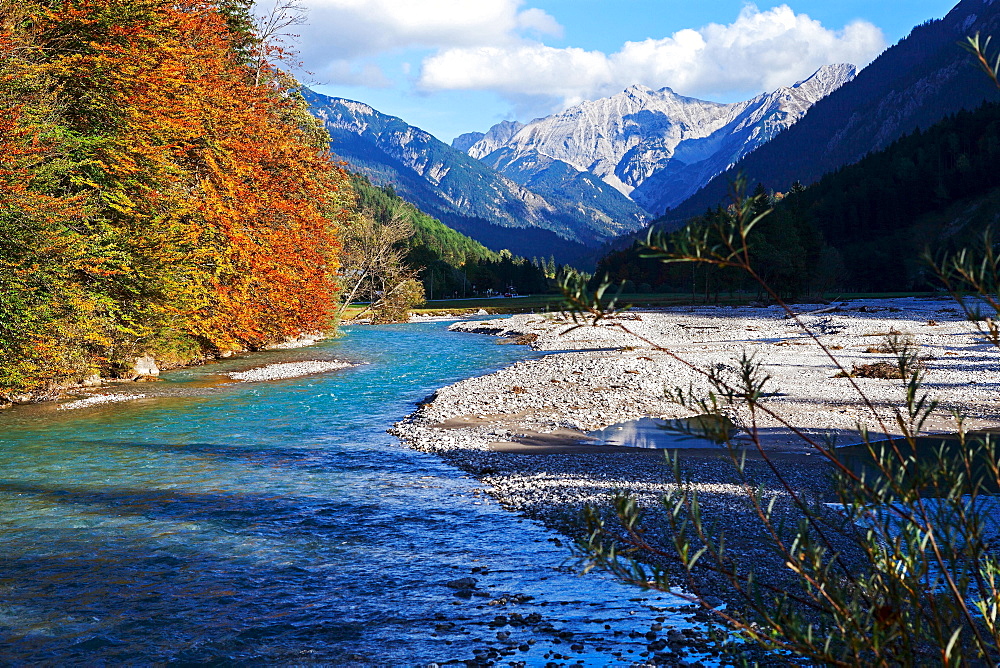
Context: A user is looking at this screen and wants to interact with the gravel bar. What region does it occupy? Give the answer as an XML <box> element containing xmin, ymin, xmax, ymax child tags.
<box><xmin>57</xmin><ymin>393</ymin><xmax>148</xmax><ymax>410</ymax></box>
<box><xmin>392</xmin><ymin>297</ymin><xmax>1000</xmax><ymax>616</ymax></box>
<box><xmin>227</xmin><ymin>360</ymin><xmax>357</xmax><ymax>382</ymax></box>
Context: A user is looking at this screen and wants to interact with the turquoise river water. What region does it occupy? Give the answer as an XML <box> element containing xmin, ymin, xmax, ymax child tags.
<box><xmin>0</xmin><ymin>322</ymin><xmax>696</xmax><ymax>665</ymax></box>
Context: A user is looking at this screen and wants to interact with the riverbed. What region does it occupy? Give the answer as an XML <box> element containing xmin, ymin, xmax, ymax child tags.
<box><xmin>0</xmin><ymin>322</ymin><xmax>712</xmax><ymax>665</ymax></box>
<box><xmin>393</xmin><ymin>298</ymin><xmax>1000</xmax><ymax>617</ymax></box>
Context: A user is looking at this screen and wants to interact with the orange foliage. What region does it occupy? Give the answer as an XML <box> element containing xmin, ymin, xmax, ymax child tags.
<box><xmin>1</xmin><ymin>0</ymin><xmax>347</xmax><ymax>393</ymax></box>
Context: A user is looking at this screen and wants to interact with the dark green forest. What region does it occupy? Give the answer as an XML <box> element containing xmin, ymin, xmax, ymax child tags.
<box><xmin>597</xmin><ymin>101</ymin><xmax>1000</xmax><ymax>296</ymax></box>
<box><xmin>350</xmin><ymin>176</ymin><xmax>551</xmax><ymax>298</ymax></box>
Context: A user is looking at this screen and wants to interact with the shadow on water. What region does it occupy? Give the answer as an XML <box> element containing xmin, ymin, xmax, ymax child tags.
<box><xmin>0</xmin><ymin>480</ymin><xmax>381</xmax><ymax>536</ymax></box>
<box><xmin>40</xmin><ymin>437</ymin><xmax>353</xmax><ymax>470</ymax></box>
<box><xmin>0</xmin><ymin>543</ymin><xmax>368</xmax><ymax>664</ymax></box>
<box><xmin>835</xmin><ymin>431</ymin><xmax>1000</xmax><ymax>494</ymax></box>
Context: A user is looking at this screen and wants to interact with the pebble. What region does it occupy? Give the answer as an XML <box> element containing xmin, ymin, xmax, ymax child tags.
<box><xmin>445</xmin><ymin>577</ymin><xmax>478</xmax><ymax>589</ymax></box>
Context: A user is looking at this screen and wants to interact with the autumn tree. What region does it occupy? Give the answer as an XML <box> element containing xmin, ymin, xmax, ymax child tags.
<box><xmin>0</xmin><ymin>0</ymin><xmax>350</xmax><ymax>399</ymax></box>
<box><xmin>338</xmin><ymin>203</ymin><xmax>425</xmax><ymax>324</ymax></box>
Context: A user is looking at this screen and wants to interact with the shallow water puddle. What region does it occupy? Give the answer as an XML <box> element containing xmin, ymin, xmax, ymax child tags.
<box><xmin>588</xmin><ymin>415</ymin><xmax>734</xmax><ymax>449</ymax></box>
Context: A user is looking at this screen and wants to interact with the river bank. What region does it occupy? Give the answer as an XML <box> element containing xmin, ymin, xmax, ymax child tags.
<box><xmin>392</xmin><ymin>297</ymin><xmax>1000</xmax><ymax>616</ymax></box>
<box><xmin>0</xmin><ymin>331</ymin><xmax>332</xmax><ymax>409</ymax></box>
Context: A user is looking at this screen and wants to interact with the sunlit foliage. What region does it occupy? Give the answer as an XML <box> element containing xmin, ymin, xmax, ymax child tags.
<box><xmin>0</xmin><ymin>0</ymin><xmax>349</xmax><ymax>397</ymax></box>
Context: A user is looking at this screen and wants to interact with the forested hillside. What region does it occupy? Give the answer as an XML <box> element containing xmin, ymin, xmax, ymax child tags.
<box><xmin>0</xmin><ymin>0</ymin><xmax>349</xmax><ymax>400</ymax></box>
<box><xmin>596</xmin><ymin>102</ymin><xmax>1000</xmax><ymax>295</ymax></box>
<box><xmin>784</xmin><ymin>102</ymin><xmax>1000</xmax><ymax>290</ymax></box>
<box><xmin>350</xmin><ymin>177</ymin><xmax>549</xmax><ymax>301</ymax></box>
<box><xmin>668</xmin><ymin>0</ymin><xmax>1000</xmax><ymax>221</ymax></box>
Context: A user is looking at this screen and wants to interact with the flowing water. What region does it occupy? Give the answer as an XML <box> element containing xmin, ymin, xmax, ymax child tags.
<box><xmin>0</xmin><ymin>322</ymin><xmax>698</xmax><ymax>665</ymax></box>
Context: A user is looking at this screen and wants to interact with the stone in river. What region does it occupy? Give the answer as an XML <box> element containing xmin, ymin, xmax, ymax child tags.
<box><xmin>445</xmin><ymin>577</ymin><xmax>478</xmax><ymax>589</ymax></box>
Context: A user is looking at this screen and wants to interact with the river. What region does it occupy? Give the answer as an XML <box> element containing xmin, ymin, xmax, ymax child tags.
<box><xmin>0</xmin><ymin>322</ymin><xmax>697</xmax><ymax>665</ymax></box>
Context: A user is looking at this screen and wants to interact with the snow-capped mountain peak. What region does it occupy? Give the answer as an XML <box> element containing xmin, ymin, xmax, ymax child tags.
<box><xmin>460</xmin><ymin>64</ymin><xmax>856</xmax><ymax>214</ymax></box>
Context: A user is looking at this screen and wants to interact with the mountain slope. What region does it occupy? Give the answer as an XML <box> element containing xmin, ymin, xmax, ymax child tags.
<box><xmin>450</xmin><ymin>131</ymin><xmax>485</xmax><ymax>154</ymax></box>
<box><xmin>668</xmin><ymin>0</ymin><xmax>1000</xmax><ymax>221</ymax></box>
<box><xmin>350</xmin><ymin>174</ymin><xmax>550</xmax><ymax>297</ymax></box>
<box><xmin>461</xmin><ymin>65</ymin><xmax>854</xmax><ymax>216</ymax></box>
<box><xmin>305</xmin><ymin>90</ymin><xmax>648</xmax><ymax>263</ymax></box>
<box><xmin>455</xmin><ymin>120</ymin><xmax>523</xmax><ymax>157</ymax></box>
<box><xmin>774</xmin><ymin>101</ymin><xmax>1000</xmax><ymax>291</ymax></box>
<box><xmin>599</xmin><ymin>101</ymin><xmax>1000</xmax><ymax>294</ymax></box>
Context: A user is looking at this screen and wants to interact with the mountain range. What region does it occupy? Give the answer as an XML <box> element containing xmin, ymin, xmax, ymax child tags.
<box><xmin>456</xmin><ymin>64</ymin><xmax>856</xmax><ymax>216</ymax></box>
<box><xmin>307</xmin><ymin>0</ymin><xmax>1000</xmax><ymax>266</ymax></box>
<box><xmin>305</xmin><ymin>90</ymin><xmax>647</xmax><ymax>263</ymax></box>
<box><xmin>307</xmin><ymin>66</ymin><xmax>851</xmax><ymax>263</ymax></box>
<box><xmin>666</xmin><ymin>0</ymin><xmax>1000</xmax><ymax>221</ymax></box>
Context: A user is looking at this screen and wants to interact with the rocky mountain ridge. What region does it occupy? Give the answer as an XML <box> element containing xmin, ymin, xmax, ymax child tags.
<box><xmin>458</xmin><ymin>64</ymin><xmax>856</xmax><ymax>216</ymax></box>
<box><xmin>306</xmin><ymin>90</ymin><xmax>648</xmax><ymax>263</ymax></box>
<box><xmin>453</xmin><ymin>120</ymin><xmax>524</xmax><ymax>155</ymax></box>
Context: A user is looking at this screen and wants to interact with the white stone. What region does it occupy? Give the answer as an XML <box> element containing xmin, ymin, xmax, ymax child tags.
<box><xmin>132</xmin><ymin>355</ymin><xmax>159</xmax><ymax>378</ymax></box>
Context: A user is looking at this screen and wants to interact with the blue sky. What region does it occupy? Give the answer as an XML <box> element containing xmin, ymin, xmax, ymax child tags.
<box><xmin>291</xmin><ymin>1</ymin><xmax>962</xmax><ymax>143</ymax></box>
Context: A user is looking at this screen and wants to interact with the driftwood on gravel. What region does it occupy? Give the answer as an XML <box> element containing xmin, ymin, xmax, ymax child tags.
<box><xmin>783</xmin><ymin>305</ymin><xmax>839</xmax><ymax>319</ymax></box>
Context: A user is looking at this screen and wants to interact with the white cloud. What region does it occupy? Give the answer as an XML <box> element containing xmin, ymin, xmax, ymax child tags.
<box><xmin>417</xmin><ymin>4</ymin><xmax>886</xmax><ymax>111</ymax></box>
<box><xmin>295</xmin><ymin>0</ymin><xmax>560</xmax><ymax>66</ymax></box>
<box><xmin>516</xmin><ymin>8</ymin><xmax>563</xmax><ymax>38</ymax></box>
